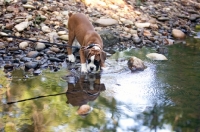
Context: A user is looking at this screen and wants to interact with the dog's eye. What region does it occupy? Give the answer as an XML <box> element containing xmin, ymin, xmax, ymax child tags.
<box><xmin>94</xmin><ymin>60</ymin><xmax>99</xmax><ymax>65</ymax></box>
<box><xmin>88</xmin><ymin>59</ymin><xmax>91</xmax><ymax>63</ymax></box>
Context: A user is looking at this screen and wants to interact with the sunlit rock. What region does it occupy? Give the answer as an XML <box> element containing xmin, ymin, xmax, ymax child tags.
<box><xmin>135</xmin><ymin>22</ymin><xmax>150</xmax><ymax>28</ymax></box>
<box><xmin>35</xmin><ymin>42</ymin><xmax>46</xmax><ymax>51</ymax></box>
<box><xmin>14</xmin><ymin>21</ymin><xmax>29</xmax><ymax>32</ymax></box>
<box><xmin>19</xmin><ymin>41</ymin><xmax>29</xmax><ymax>50</ymax></box>
<box><xmin>127</xmin><ymin>56</ymin><xmax>146</xmax><ymax>72</ymax></box>
<box><xmin>41</xmin><ymin>25</ymin><xmax>51</xmax><ymax>33</ymax></box>
<box><xmin>95</xmin><ymin>18</ymin><xmax>118</xmax><ymax>26</ymax></box>
<box><xmin>146</xmin><ymin>53</ymin><xmax>168</xmax><ymax>60</ymax></box>
<box><xmin>59</xmin><ymin>35</ymin><xmax>68</xmax><ymax>41</ymax></box>
<box><xmin>22</xmin><ymin>4</ymin><xmax>35</xmax><ymax>9</ymax></box>
<box><xmin>172</xmin><ymin>29</ymin><xmax>186</xmax><ymax>39</ymax></box>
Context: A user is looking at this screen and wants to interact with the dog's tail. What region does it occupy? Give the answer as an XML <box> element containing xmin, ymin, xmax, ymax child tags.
<box><xmin>68</xmin><ymin>12</ymin><xmax>73</xmax><ymax>17</ymax></box>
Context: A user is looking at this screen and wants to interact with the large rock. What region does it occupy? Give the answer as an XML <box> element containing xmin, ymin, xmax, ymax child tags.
<box><xmin>98</xmin><ymin>29</ymin><xmax>120</xmax><ymax>48</ymax></box>
<box><xmin>127</xmin><ymin>56</ymin><xmax>146</xmax><ymax>72</ymax></box>
<box><xmin>172</xmin><ymin>29</ymin><xmax>186</xmax><ymax>39</ymax></box>
<box><xmin>95</xmin><ymin>18</ymin><xmax>118</xmax><ymax>26</ymax></box>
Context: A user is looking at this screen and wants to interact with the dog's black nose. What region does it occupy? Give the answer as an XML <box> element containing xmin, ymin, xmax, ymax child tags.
<box><xmin>90</xmin><ymin>67</ymin><xmax>94</xmax><ymax>71</ymax></box>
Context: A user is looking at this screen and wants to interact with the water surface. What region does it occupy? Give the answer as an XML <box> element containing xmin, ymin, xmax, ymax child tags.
<box><xmin>0</xmin><ymin>37</ymin><xmax>200</xmax><ymax>132</ymax></box>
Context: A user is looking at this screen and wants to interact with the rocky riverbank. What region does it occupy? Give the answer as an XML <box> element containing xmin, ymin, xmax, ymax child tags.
<box><xmin>0</xmin><ymin>0</ymin><xmax>200</xmax><ymax>74</ymax></box>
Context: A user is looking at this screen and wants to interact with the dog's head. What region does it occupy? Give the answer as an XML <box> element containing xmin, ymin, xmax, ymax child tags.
<box><xmin>84</xmin><ymin>47</ymin><xmax>106</xmax><ymax>73</ymax></box>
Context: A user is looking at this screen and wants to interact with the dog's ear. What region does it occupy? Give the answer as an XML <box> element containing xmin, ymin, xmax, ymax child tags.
<box><xmin>100</xmin><ymin>51</ymin><xmax>106</xmax><ymax>66</ymax></box>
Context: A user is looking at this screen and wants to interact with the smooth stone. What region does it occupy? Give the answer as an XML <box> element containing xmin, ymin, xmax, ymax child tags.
<box><xmin>48</xmin><ymin>57</ymin><xmax>63</xmax><ymax>62</ymax></box>
<box><xmin>127</xmin><ymin>56</ymin><xmax>146</xmax><ymax>72</ymax></box>
<box><xmin>172</xmin><ymin>29</ymin><xmax>186</xmax><ymax>39</ymax></box>
<box><xmin>146</xmin><ymin>53</ymin><xmax>168</xmax><ymax>60</ymax></box>
<box><xmin>27</xmin><ymin>51</ymin><xmax>39</xmax><ymax>58</ymax></box>
<box><xmin>14</xmin><ymin>21</ymin><xmax>29</xmax><ymax>32</ymax></box>
<box><xmin>41</xmin><ymin>25</ymin><xmax>51</xmax><ymax>33</ymax></box>
<box><xmin>22</xmin><ymin>4</ymin><xmax>35</xmax><ymax>9</ymax></box>
<box><xmin>143</xmin><ymin>30</ymin><xmax>152</xmax><ymax>36</ymax></box>
<box><xmin>157</xmin><ymin>17</ymin><xmax>169</xmax><ymax>21</ymax></box>
<box><xmin>33</xmin><ymin>69</ymin><xmax>42</xmax><ymax>75</ymax></box>
<box><xmin>35</xmin><ymin>42</ymin><xmax>46</xmax><ymax>51</ymax></box>
<box><xmin>19</xmin><ymin>41</ymin><xmax>29</xmax><ymax>49</ymax></box>
<box><xmin>50</xmin><ymin>47</ymin><xmax>60</xmax><ymax>53</ymax></box>
<box><xmin>135</xmin><ymin>22</ymin><xmax>150</xmax><ymax>28</ymax></box>
<box><xmin>25</xmin><ymin>62</ymin><xmax>38</xmax><ymax>69</ymax></box>
<box><xmin>59</xmin><ymin>35</ymin><xmax>68</xmax><ymax>41</ymax></box>
<box><xmin>95</xmin><ymin>18</ymin><xmax>118</xmax><ymax>26</ymax></box>
<box><xmin>58</xmin><ymin>31</ymin><xmax>67</xmax><ymax>35</ymax></box>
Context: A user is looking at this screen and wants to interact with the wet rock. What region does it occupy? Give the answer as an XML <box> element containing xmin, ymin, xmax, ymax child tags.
<box><xmin>19</xmin><ymin>41</ymin><xmax>29</xmax><ymax>50</ymax></box>
<box><xmin>4</xmin><ymin>64</ymin><xmax>14</xmax><ymax>72</ymax></box>
<box><xmin>172</xmin><ymin>29</ymin><xmax>186</xmax><ymax>39</ymax></box>
<box><xmin>156</xmin><ymin>47</ymin><xmax>168</xmax><ymax>54</ymax></box>
<box><xmin>27</xmin><ymin>51</ymin><xmax>39</xmax><ymax>58</ymax></box>
<box><xmin>33</xmin><ymin>69</ymin><xmax>42</xmax><ymax>75</ymax></box>
<box><xmin>95</xmin><ymin>18</ymin><xmax>118</xmax><ymax>26</ymax></box>
<box><xmin>127</xmin><ymin>56</ymin><xmax>146</xmax><ymax>72</ymax></box>
<box><xmin>146</xmin><ymin>53</ymin><xmax>168</xmax><ymax>60</ymax></box>
<box><xmin>48</xmin><ymin>57</ymin><xmax>63</xmax><ymax>62</ymax></box>
<box><xmin>77</xmin><ymin>104</ymin><xmax>91</xmax><ymax>115</ymax></box>
<box><xmin>25</xmin><ymin>62</ymin><xmax>38</xmax><ymax>69</ymax></box>
<box><xmin>14</xmin><ymin>21</ymin><xmax>29</xmax><ymax>32</ymax></box>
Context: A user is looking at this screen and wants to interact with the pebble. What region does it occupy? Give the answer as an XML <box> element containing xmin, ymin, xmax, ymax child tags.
<box><xmin>35</xmin><ymin>42</ymin><xmax>46</xmax><ymax>51</ymax></box>
<box><xmin>27</xmin><ymin>51</ymin><xmax>39</xmax><ymax>58</ymax></box>
<box><xmin>19</xmin><ymin>41</ymin><xmax>29</xmax><ymax>50</ymax></box>
<box><xmin>135</xmin><ymin>22</ymin><xmax>151</xmax><ymax>28</ymax></box>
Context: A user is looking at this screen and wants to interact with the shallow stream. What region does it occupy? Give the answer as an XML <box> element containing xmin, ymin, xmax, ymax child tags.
<box><xmin>0</xmin><ymin>36</ymin><xmax>200</xmax><ymax>132</ymax></box>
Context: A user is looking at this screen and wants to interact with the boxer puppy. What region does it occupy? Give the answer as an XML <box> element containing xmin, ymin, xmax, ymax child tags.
<box><xmin>67</xmin><ymin>13</ymin><xmax>106</xmax><ymax>73</ymax></box>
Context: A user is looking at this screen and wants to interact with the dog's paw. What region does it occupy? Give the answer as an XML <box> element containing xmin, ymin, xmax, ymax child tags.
<box><xmin>81</xmin><ymin>63</ymin><xmax>88</xmax><ymax>73</ymax></box>
<box><xmin>68</xmin><ymin>54</ymin><xmax>76</xmax><ymax>62</ymax></box>
<box><xmin>101</xmin><ymin>67</ymin><xmax>109</xmax><ymax>71</ymax></box>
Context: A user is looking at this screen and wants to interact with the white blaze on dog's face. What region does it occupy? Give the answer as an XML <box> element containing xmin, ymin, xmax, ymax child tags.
<box><xmin>87</xmin><ymin>55</ymin><xmax>100</xmax><ymax>73</ymax></box>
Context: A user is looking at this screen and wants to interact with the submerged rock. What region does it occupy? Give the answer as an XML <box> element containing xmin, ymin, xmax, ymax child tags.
<box><xmin>77</xmin><ymin>104</ymin><xmax>92</xmax><ymax>115</ymax></box>
<box><xmin>146</xmin><ymin>53</ymin><xmax>168</xmax><ymax>60</ymax></box>
<box><xmin>127</xmin><ymin>56</ymin><xmax>146</xmax><ymax>72</ymax></box>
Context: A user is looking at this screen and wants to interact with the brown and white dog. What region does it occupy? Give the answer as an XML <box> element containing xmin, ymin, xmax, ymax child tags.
<box><xmin>67</xmin><ymin>13</ymin><xmax>106</xmax><ymax>73</ymax></box>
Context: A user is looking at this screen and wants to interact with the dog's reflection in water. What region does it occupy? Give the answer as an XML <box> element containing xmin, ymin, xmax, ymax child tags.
<box><xmin>66</xmin><ymin>73</ymin><xmax>105</xmax><ymax>116</ymax></box>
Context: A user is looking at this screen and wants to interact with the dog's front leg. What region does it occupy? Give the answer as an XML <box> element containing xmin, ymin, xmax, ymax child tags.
<box><xmin>67</xmin><ymin>30</ymin><xmax>76</xmax><ymax>62</ymax></box>
<box><xmin>79</xmin><ymin>48</ymin><xmax>87</xmax><ymax>73</ymax></box>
